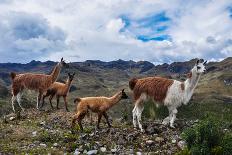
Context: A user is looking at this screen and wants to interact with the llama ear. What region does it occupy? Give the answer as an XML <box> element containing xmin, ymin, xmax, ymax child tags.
<box><xmin>196</xmin><ymin>59</ymin><xmax>200</xmax><ymax>65</ymax></box>
<box><xmin>203</xmin><ymin>60</ymin><xmax>207</xmax><ymax>65</ymax></box>
<box><xmin>61</xmin><ymin>57</ymin><xmax>63</xmax><ymax>62</ymax></box>
<box><xmin>122</xmin><ymin>89</ymin><xmax>125</xmax><ymax>92</ymax></box>
<box><xmin>68</xmin><ymin>73</ymin><xmax>71</xmax><ymax>76</ymax></box>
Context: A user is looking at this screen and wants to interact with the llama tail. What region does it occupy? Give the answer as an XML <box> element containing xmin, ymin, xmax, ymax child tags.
<box><xmin>10</xmin><ymin>72</ymin><xmax>17</xmax><ymax>80</ymax></box>
<box><xmin>74</xmin><ymin>97</ymin><xmax>81</xmax><ymax>103</ymax></box>
<box><xmin>129</xmin><ymin>78</ymin><xmax>138</xmax><ymax>90</ymax></box>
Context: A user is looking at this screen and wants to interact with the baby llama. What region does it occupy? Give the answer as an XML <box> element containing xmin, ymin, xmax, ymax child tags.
<box><xmin>10</xmin><ymin>58</ymin><xmax>68</xmax><ymax>112</ymax></box>
<box><xmin>72</xmin><ymin>89</ymin><xmax>128</xmax><ymax>131</ymax></box>
<box><xmin>41</xmin><ymin>73</ymin><xmax>75</xmax><ymax>111</ymax></box>
<box><xmin>129</xmin><ymin>59</ymin><xmax>207</xmax><ymax>132</ymax></box>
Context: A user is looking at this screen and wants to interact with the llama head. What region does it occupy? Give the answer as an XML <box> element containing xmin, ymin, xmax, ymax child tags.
<box><xmin>68</xmin><ymin>73</ymin><xmax>75</xmax><ymax>82</ymax></box>
<box><xmin>120</xmin><ymin>89</ymin><xmax>128</xmax><ymax>99</ymax></box>
<box><xmin>59</xmin><ymin>57</ymin><xmax>69</xmax><ymax>68</ymax></box>
<box><xmin>192</xmin><ymin>59</ymin><xmax>207</xmax><ymax>74</ymax></box>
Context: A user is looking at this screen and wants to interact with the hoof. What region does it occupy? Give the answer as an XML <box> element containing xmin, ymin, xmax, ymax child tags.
<box><xmin>140</xmin><ymin>129</ymin><xmax>145</xmax><ymax>133</ymax></box>
<box><xmin>170</xmin><ymin>125</ymin><xmax>175</xmax><ymax>129</ymax></box>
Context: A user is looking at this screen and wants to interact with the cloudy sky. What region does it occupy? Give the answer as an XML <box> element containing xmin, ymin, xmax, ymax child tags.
<box><xmin>0</xmin><ymin>0</ymin><xmax>232</xmax><ymax>63</ymax></box>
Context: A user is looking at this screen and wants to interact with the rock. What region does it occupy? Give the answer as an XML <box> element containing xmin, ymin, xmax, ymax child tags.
<box><xmin>83</xmin><ymin>150</ymin><xmax>88</xmax><ymax>154</ymax></box>
<box><xmin>129</xmin><ymin>149</ymin><xmax>134</xmax><ymax>154</ymax></box>
<box><xmin>171</xmin><ymin>139</ymin><xmax>177</xmax><ymax>144</ymax></box>
<box><xmin>117</xmin><ymin>135</ymin><xmax>125</xmax><ymax>145</ymax></box>
<box><xmin>74</xmin><ymin>151</ymin><xmax>81</xmax><ymax>155</ymax></box>
<box><xmin>146</xmin><ymin>125</ymin><xmax>161</xmax><ymax>135</ymax></box>
<box><xmin>40</xmin><ymin>121</ymin><xmax>46</xmax><ymax>126</ymax></box>
<box><xmin>28</xmin><ymin>144</ymin><xmax>36</xmax><ymax>148</ymax></box>
<box><xmin>86</xmin><ymin>150</ymin><xmax>98</xmax><ymax>155</ymax></box>
<box><xmin>40</xmin><ymin>143</ymin><xmax>47</xmax><ymax>147</ymax></box>
<box><xmin>111</xmin><ymin>148</ymin><xmax>117</xmax><ymax>153</ymax></box>
<box><xmin>155</xmin><ymin>137</ymin><xmax>164</xmax><ymax>143</ymax></box>
<box><xmin>146</xmin><ymin>140</ymin><xmax>154</xmax><ymax>145</ymax></box>
<box><xmin>32</xmin><ymin>131</ymin><xmax>37</xmax><ymax>137</ymax></box>
<box><xmin>9</xmin><ymin>116</ymin><xmax>16</xmax><ymax>121</ymax></box>
<box><xmin>177</xmin><ymin>140</ymin><xmax>186</xmax><ymax>150</ymax></box>
<box><xmin>136</xmin><ymin>152</ymin><xmax>142</xmax><ymax>155</ymax></box>
<box><xmin>74</xmin><ymin>148</ymin><xmax>81</xmax><ymax>155</ymax></box>
<box><xmin>53</xmin><ymin>143</ymin><xmax>58</xmax><ymax>147</ymax></box>
<box><xmin>100</xmin><ymin>147</ymin><xmax>106</xmax><ymax>152</ymax></box>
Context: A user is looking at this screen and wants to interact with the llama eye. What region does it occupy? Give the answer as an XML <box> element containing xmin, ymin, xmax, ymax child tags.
<box><xmin>197</xmin><ymin>66</ymin><xmax>201</xmax><ymax>69</ymax></box>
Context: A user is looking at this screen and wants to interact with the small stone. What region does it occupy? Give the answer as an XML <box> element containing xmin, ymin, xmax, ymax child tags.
<box><xmin>87</xmin><ymin>150</ymin><xmax>98</xmax><ymax>155</ymax></box>
<box><xmin>177</xmin><ymin>140</ymin><xmax>186</xmax><ymax>150</ymax></box>
<box><xmin>111</xmin><ymin>148</ymin><xmax>117</xmax><ymax>153</ymax></box>
<box><xmin>40</xmin><ymin>143</ymin><xmax>47</xmax><ymax>147</ymax></box>
<box><xmin>40</xmin><ymin>121</ymin><xmax>46</xmax><ymax>126</ymax></box>
<box><xmin>74</xmin><ymin>148</ymin><xmax>81</xmax><ymax>155</ymax></box>
<box><xmin>155</xmin><ymin>137</ymin><xmax>164</xmax><ymax>143</ymax></box>
<box><xmin>32</xmin><ymin>131</ymin><xmax>37</xmax><ymax>137</ymax></box>
<box><xmin>146</xmin><ymin>140</ymin><xmax>154</xmax><ymax>145</ymax></box>
<box><xmin>136</xmin><ymin>152</ymin><xmax>142</xmax><ymax>155</ymax></box>
<box><xmin>83</xmin><ymin>150</ymin><xmax>88</xmax><ymax>154</ymax></box>
<box><xmin>129</xmin><ymin>149</ymin><xmax>134</xmax><ymax>154</ymax></box>
<box><xmin>9</xmin><ymin>116</ymin><xmax>16</xmax><ymax>121</ymax></box>
<box><xmin>53</xmin><ymin>143</ymin><xmax>58</xmax><ymax>147</ymax></box>
<box><xmin>100</xmin><ymin>147</ymin><xmax>106</xmax><ymax>152</ymax></box>
<box><xmin>171</xmin><ymin>139</ymin><xmax>177</xmax><ymax>144</ymax></box>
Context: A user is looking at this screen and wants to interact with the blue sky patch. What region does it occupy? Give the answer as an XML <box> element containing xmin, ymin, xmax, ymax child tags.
<box><xmin>120</xmin><ymin>12</ymin><xmax>171</xmax><ymax>42</ymax></box>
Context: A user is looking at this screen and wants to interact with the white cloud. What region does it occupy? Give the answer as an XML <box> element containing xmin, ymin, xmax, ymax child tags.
<box><xmin>0</xmin><ymin>0</ymin><xmax>231</xmax><ymax>63</ymax></box>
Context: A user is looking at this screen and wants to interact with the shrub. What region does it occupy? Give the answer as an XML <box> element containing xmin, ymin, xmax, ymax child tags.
<box><xmin>180</xmin><ymin>116</ymin><xmax>231</xmax><ymax>155</ymax></box>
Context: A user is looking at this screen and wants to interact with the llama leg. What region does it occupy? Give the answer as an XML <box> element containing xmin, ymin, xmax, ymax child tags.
<box><xmin>56</xmin><ymin>96</ymin><xmax>60</xmax><ymax>109</ymax></box>
<box><xmin>72</xmin><ymin>112</ymin><xmax>85</xmax><ymax>131</ymax></box>
<box><xmin>16</xmin><ymin>92</ymin><xmax>24</xmax><ymax>111</ymax></box>
<box><xmin>11</xmin><ymin>96</ymin><xmax>16</xmax><ymax>112</ymax></box>
<box><xmin>170</xmin><ymin>108</ymin><xmax>177</xmax><ymax>128</ymax></box>
<box><xmin>63</xmin><ymin>96</ymin><xmax>69</xmax><ymax>112</ymax></box>
<box><xmin>136</xmin><ymin>104</ymin><xmax>144</xmax><ymax>132</ymax></box>
<box><xmin>49</xmin><ymin>94</ymin><xmax>54</xmax><ymax>109</ymax></box>
<box><xmin>132</xmin><ymin>106</ymin><xmax>137</xmax><ymax>128</ymax></box>
<box><xmin>37</xmin><ymin>93</ymin><xmax>42</xmax><ymax>110</ymax></box>
<box><xmin>103</xmin><ymin>112</ymin><xmax>111</xmax><ymax>128</ymax></box>
<box><xmin>97</xmin><ymin>113</ymin><xmax>103</xmax><ymax>129</ymax></box>
<box><xmin>162</xmin><ymin>107</ymin><xmax>172</xmax><ymax>125</ymax></box>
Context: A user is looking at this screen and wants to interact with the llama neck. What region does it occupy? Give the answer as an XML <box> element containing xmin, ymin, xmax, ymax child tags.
<box><xmin>108</xmin><ymin>92</ymin><xmax>122</xmax><ymax>108</ymax></box>
<box><xmin>64</xmin><ymin>79</ymin><xmax>72</xmax><ymax>93</ymax></box>
<box><xmin>50</xmin><ymin>63</ymin><xmax>61</xmax><ymax>83</ymax></box>
<box><xmin>184</xmin><ymin>70</ymin><xmax>201</xmax><ymax>93</ymax></box>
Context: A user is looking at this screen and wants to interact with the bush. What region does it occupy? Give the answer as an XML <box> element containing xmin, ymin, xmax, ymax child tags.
<box><xmin>180</xmin><ymin>116</ymin><xmax>232</xmax><ymax>155</ymax></box>
<box><xmin>221</xmin><ymin>133</ymin><xmax>232</xmax><ymax>155</ymax></box>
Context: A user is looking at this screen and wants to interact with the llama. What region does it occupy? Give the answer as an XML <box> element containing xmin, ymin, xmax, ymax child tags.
<box><xmin>72</xmin><ymin>89</ymin><xmax>128</xmax><ymax>131</ymax></box>
<box><xmin>10</xmin><ymin>58</ymin><xmax>68</xmax><ymax>112</ymax></box>
<box><xmin>41</xmin><ymin>73</ymin><xmax>75</xmax><ymax>111</ymax></box>
<box><xmin>129</xmin><ymin>59</ymin><xmax>207</xmax><ymax>132</ymax></box>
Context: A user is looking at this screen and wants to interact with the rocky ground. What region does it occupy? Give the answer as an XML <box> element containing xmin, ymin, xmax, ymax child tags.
<box><xmin>0</xmin><ymin>109</ymin><xmax>197</xmax><ymax>154</ymax></box>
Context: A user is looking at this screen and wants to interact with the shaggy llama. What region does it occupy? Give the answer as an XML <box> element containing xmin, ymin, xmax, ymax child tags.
<box><xmin>10</xmin><ymin>58</ymin><xmax>68</xmax><ymax>112</ymax></box>
<box><xmin>41</xmin><ymin>73</ymin><xmax>75</xmax><ymax>111</ymax></box>
<box><xmin>129</xmin><ymin>59</ymin><xmax>207</xmax><ymax>132</ymax></box>
<box><xmin>72</xmin><ymin>89</ymin><xmax>128</xmax><ymax>131</ymax></box>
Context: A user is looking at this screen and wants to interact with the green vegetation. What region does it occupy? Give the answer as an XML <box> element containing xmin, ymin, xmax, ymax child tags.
<box><xmin>178</xmin><ymin>116</ymin><xmax>232</xmax><ymax>155</ymax></box>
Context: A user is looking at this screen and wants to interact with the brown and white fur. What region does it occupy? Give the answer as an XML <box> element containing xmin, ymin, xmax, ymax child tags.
<box><xmin>41</xmin><ymin>73</ymin><xmax>75</xmax><ymax>111</ymax></box>
<box><xmin>129</xmin><ymin>59</ymin><xmax>207</xmax><ymax>132</ymax></box>
<box><xmin>72</xmin><ymin>89</ymin><xmax>128</xmax><ymax>131</ymax></box>
<box><xmin>10</xmin><ymin>58</ymin><xmax>68</xmax><ymax>112</ymax></box>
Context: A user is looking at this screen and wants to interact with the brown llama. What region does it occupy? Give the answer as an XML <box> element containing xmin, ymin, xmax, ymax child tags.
<box><xmin>10</xmin><ymin>58</ymin><xmax>68</xmax><ymax>112</ymax></box>
<box><xmin>72</xmin><ymin>89</ymin><xmax>128</xmax><ymax>131</ymax></box>
<box><xmin>41</xmin><ymin>73</ymin><xmax>75</xmax><ymax>111</ymax></box>
<box><xmin>129</xmin><ymin>59</ymin><xmax>207</xmax><ymax>132</ymax></box>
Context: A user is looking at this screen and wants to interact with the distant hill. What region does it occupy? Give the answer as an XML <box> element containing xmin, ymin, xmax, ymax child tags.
<box><xmin>0</xmin><ymin>57</ymin><xmax>231</xmax><ymax>119</ymax></box>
